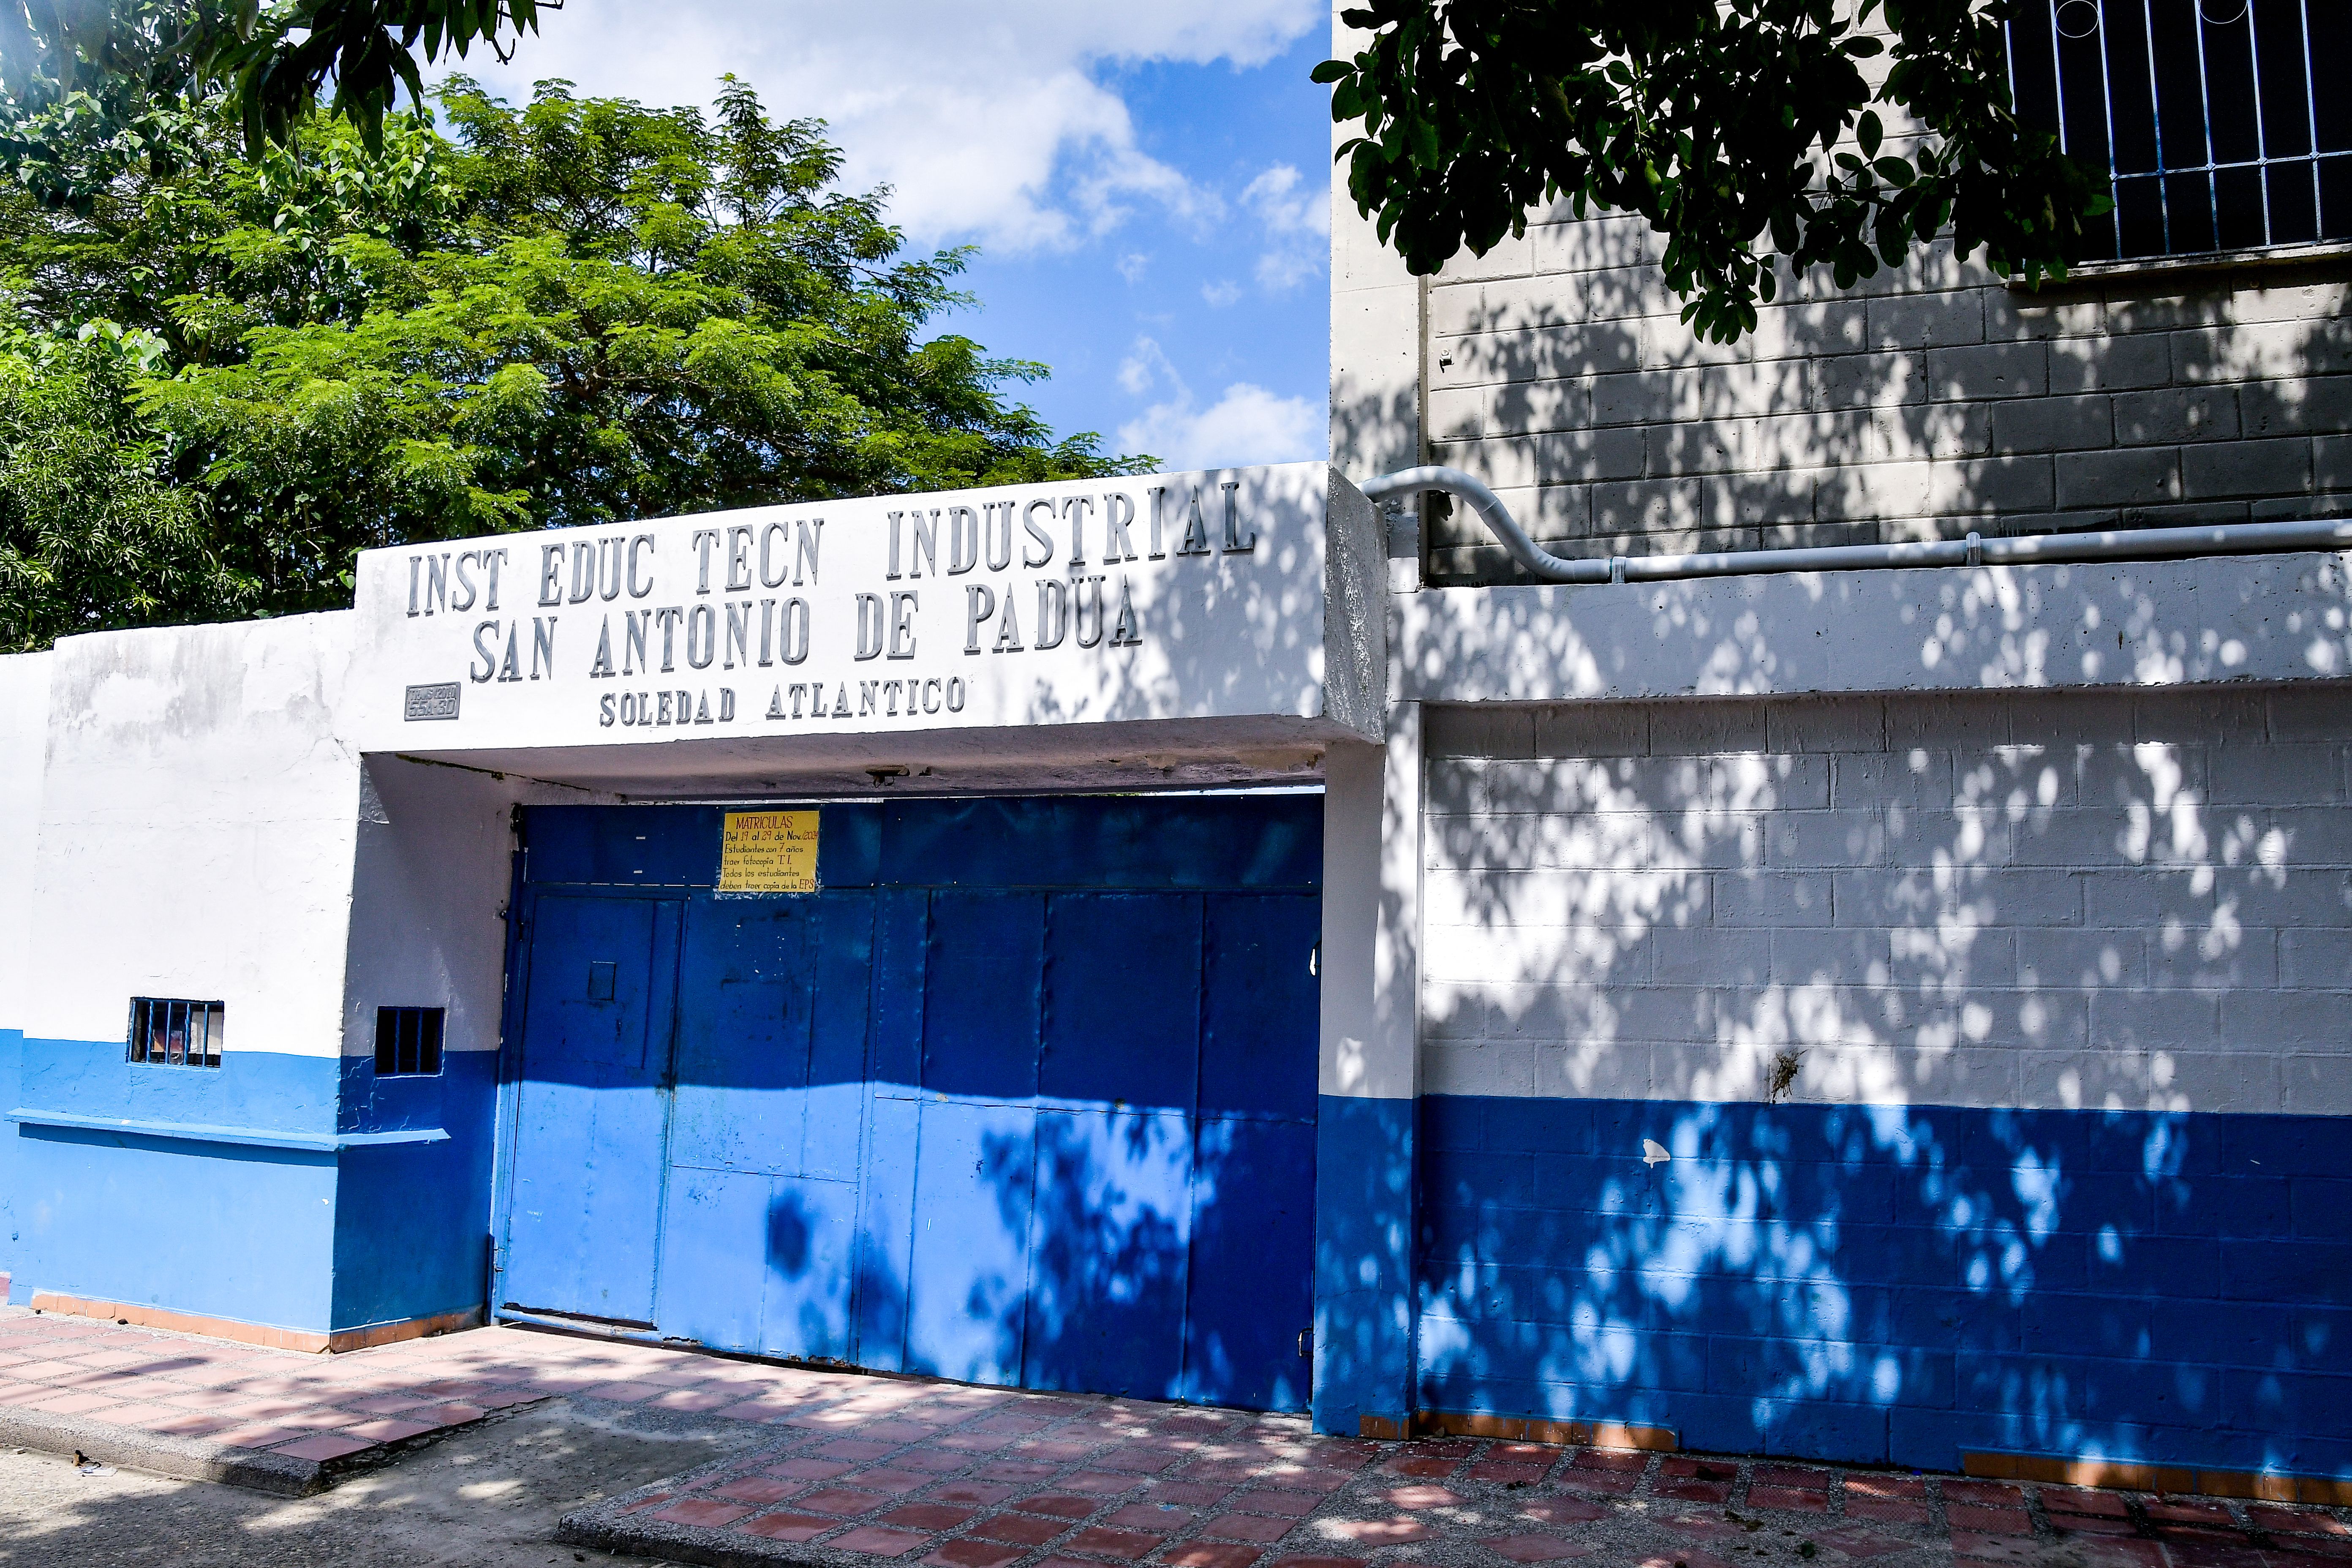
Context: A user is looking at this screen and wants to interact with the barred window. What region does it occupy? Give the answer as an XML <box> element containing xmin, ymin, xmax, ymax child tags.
<box><xmin>2007</xmin><ymin>0</ymin><xmax>2352</xmax><ymax>261</ymax></box>
<box><xmin>374</xmin><ymin>1006</ymin><xmax>445</xmax><ymax>1076</ymax></box>
<box><xmin>128</xmin><ymin>998</ymin><xmax>224</xmax><ymax>1068</ymax></box>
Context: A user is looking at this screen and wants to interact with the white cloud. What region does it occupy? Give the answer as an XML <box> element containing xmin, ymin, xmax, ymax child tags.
<box><xmin>1239</xmin><ymin>162</ymin><xmax>1329</xmax><ymax>294</ymax></box>
<box><xmin>1115</xmin><ymin>252</ymin><xmax>1151</xmax><ymax>283</ymax></box>
<box><xmin>1200</xmin><ymin>279</ymin><xmax>1243</xmax><ymax>307</ymax></box>
<box><xmin>450</xmin><ymin>0</ymin><xmax>1324</xmax><ymax>249</ymax></box>
<box><xmin>1115</xmin><ymin>337</ymin><xmax>1321</xmax><ymax>467</ymax></box>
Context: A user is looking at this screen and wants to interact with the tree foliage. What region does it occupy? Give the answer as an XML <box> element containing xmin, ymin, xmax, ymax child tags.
<box><xmin>1314</xmin><ymin>0</ymin><xmax>2110</xmax><ymax>342</ymax></box>
<box><xmin>0</xmin><ymin>0</ymin><xmax>545</xmax><ymax>208</ymax></box>
<box><xmin>0</xmin><ymin>78</ymin><xmax>1146</xmax><ymax>648</ymax></box>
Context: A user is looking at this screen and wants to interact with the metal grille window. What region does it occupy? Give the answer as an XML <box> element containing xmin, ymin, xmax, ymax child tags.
<box><xmin>375</xmin><ymin>1006</ymin><xmax>445</xmax><ymax>1076</ymax></box>
<box><xmin>2006</xmin><ymin>0</ymin><xmax>2352</xmax><ymax>261</ymax></box>
<box><xmin>127</xmin><ymin>998</ymin><xmax>224</xmax><ymax>1068</ymax></box>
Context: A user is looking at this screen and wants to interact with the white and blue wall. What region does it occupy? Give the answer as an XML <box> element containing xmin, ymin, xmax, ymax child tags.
<box><xmin>0</xmin><ymin>620</ymin><xmax>567</xmax><ymax>1345</ymax></box>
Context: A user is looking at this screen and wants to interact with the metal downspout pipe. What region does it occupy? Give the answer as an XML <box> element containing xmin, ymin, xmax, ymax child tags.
<box><xmin>1359</xmin><ymin>466</ymin><xmax>2352</xmax><ymax>585</ymax></box>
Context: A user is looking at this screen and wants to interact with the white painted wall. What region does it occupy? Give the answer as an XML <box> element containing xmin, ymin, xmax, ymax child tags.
<box><xmin>1399</xmin><ymin>550</ymin><xmax>2352</xmax><ymax>702</ymax></box>
<box><xmin>341</xmin><ymin>758</ymin><xmax>610</xmax><ymax>1057</ymax></box>
<box><xmin>1421</xmin><ymin>684</ymin><xmax>2352</xmax><ymax>1116</ymax></box>
<box><xmin>22</xmin><ymin>615</ymin><xmax>363</xmax><ymax>1055</ymax></box>
<box><xmin>0</xmin><ymin>651</ymin><xmax>52</xmax><ymax>1027</ymax></box>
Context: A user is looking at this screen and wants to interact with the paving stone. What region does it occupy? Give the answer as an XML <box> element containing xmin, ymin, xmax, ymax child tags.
<box><xmin>272</xmin><ymin>1432</ymin><xmax>376</xmax><ymax>1462</ymax></box>
<box><xmin>1162</xmin><ymin>1544</ymin><xmax>1265</xmax><ymax>1568</ymax></box>
<box><xmin>1744</xmin><ymin>1486</ymin><xmax>1828</xmax><ymax>1513</ymax></box>
<box><xmin>1844</xmin><ymin>1475</ymin><xmax>1929</xmax><ymax>1498</ymax></box>
<box><xmin>926</xmin><ymin>1540</ymin><xmax>1029</xmax><ymax>1568</ymax></box>
<box><xmin>1206</xmin><ymin>1513</ymin><xmax>1300</xmax><ymax>1542</ymax></box>
<box><xmin>1946</xmin><ymin>1504</ymin><xmax>2034</xmax><ymax>1533</ymax></box>
<box><xmin>1019</xmin><ymin>1495</ymin><xmax>1103</xmax><ymax>1520</ymax></box>
<box><xmin>2252</xmin><ymin>1507</ymin><xmax>2352</xmax><ymax>1538</ymax></box>
<box><xmin>884</xmin><ymin>1504</ymin><xmax>977</xmax><ymax>1530</ymax></box>
<box><xmin>1061</xmin><ymin>1525</ymin><xmax>1167</xmax><ymax>1560</ymax></box>
<box><xmin>1842</xmin><ymin>1498</ymin><xmax>1931</xmax><ymax>1525</ymax></box>
<box><xmin>834</xmin><ymin>1525</ymin><xmax>934</xmax><ymax>1557</ymax></box>
<box><xmin>1319</xmin><ymin>1518</ymin><xmax>1432</xmax><ymax>1545</ymax></box>
<box><xmin>652</xmin><ymin>1497</ymin><xmax>753</xmax><ymax>1527</ymax></box>
<box><xmin>972</xmin><ymin>1513</ymin><xmax>1070</xmax><ymax>1545</ymax></box>
<box><xmin>1951</xmin><ymin>1532</ymin><xmax>2039</xmax><ymax>1563</ymax></box>
<box><xmin>1519</xmin><ymin>1499</ymin><xmax>1606</xmax><ymax>1525</ymax></box>
<box><xmin>799</xmin><ymin>1487</ymin><xmax>891</xmax><ymax>1516</ymax></box>
<box><xmin>2043</xmin><ymin>1488</ymin><xmax>2134</xmax><ymax>1518</ymax></box>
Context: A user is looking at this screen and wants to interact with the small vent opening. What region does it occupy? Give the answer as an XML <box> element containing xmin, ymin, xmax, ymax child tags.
<box><xmin>375</xmin><ymin>1006</ymin><xmax>446</xmax><ymax>1076</ymax></box>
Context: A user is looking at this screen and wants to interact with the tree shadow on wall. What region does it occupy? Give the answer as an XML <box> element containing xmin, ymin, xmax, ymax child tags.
<box><xmin>1409</xmin><ymin>683</ymin><xmax>2349</xmax><ymax>1475</ymax></box>
<box><xmin>1366</xmin><ymin>219</ymin><xmax>2352</xmax><ymax>585</ymax></box>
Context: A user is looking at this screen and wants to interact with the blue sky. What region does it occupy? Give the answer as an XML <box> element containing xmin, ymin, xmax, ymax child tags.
<box><xmin>446</xmin><ymin>0</ymin><xmax>1334</xmax><ymax>471</ymax></box>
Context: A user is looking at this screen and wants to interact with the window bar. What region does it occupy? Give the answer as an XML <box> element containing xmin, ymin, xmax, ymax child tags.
<box><xmin>2241</xmin><ymin>2</ymin><xmax>2273</xmax><ymax>247</ymax></box>
<box><xmin>2143</xmin><ymin>0</ymin><xmax>2173</xmax><ymax>252</ymax></box>
<box><xmin>2050</xmin><ymin>2</ymin><xmax>2073</xmax><ymax>162</ymax></box>
<box><xmin>2094</xmin><ymin>0</ymin><xmax>2123</xmax><ymax>253</ymax></box>
<box><xmin>2301</xmin><ymin>0</ymin><xmax>2322</xmax><ymax>234</ymax></box>
<box><xmin>2192</xmin><ymin>0</ymin><xmax>2222</xmax><ymax>248</ymax></box>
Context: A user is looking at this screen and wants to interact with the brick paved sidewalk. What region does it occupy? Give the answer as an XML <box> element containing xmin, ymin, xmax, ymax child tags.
<box><xmin>0</xmin><ymin>1306</ymin><xmax>2345</xmax><ymax>1568</ymax></box>
<box><xmin>559</xmin><ymin>1394</ymin><xmax>2352</xmax><ymax>1568</ymax></box>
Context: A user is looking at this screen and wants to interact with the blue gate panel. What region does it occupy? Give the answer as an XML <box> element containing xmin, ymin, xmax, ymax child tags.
<box><xmin>1186</xmin><ymin>1115</ymin><xmax>1317</xmax><ymax>1410</ymax></box>
<box><xmin>1200</xmin><ymin>893</ymin><xmax>1320</xmax><ymax>1122</ymax></box>
<box><xmin>503</xmin><ymin>894</ymin><xmax>677</xmax><ymax>1326</ymax></box>
<box><xmin>763</xmin><ymin>1174</ymin><xmax>862</xmax><ymax>1360</ymax></box>
<box><xmin>871</xmin><ymin>889</ymin><xmax>930</xmax><ymax>1089</ymax></box>
<box><xmin>1023</xmin><ymin>1107</ymin><xmax>1195</xmax><ymax>1399</ymax></box>
<box><xmin>904</xmin><ymin>1099</ymin><xmax>1035</xmax><ymax>1384</ymax></box>
<box><xmin>506</xmin><ymin>795</ymin><xmax>1321</xmax><ymax>1412</ymax></box>
<box><xmin>922</xmin><ymin>892</ymin><xmax>1044</xmax><ymax>1100</ymax></box>
<box><xmin>656</xmin><ymin>1165</ymin><xmax>770</xmax><ymax>1353</ymax></box>
<box><xmin>670</xmin><ymin>901</ymin><xmax>813</xmax><ymax>1173</ymax></box>
<box><xmin>803</xmin><ymin>893</ymin><xmax>876</xmax><ymax>1180</ymax></box>
<box><xmin>1041</xmin><ymin>895</ymin><xmax>1201</xmax><ymax>1111</ymax></box>
<box><xmin>855</xmin><ymin>1091</ymin><xmax>921</xmax><ymax>1372</ymax></box>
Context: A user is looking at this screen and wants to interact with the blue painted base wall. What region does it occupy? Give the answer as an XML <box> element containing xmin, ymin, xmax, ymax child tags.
<box><xmin>4</xmin><ymin>1039</ymin><xmax>500</xmax><ymax>1333</ymax></box>
<box><xmin>1417</xmin><ymin>1094</ymin><xmax>2352</xmax><ymax>1478</ymax></box>
<box><xmin>1313</xmin><ymin>1094</ymin><xmax>1417</xmax><ymax>1437</ymax></box>
<box><xmin>332</xmin><ymin>1049</ymin><xmax>500</xmax><ymax>1329</ymax></box>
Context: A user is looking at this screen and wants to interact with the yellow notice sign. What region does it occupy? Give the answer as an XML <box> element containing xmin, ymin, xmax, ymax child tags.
<box><xmin>718</xmin><ymin>810</ymin><xmax>819</xmax><ymax>893</ymax></box>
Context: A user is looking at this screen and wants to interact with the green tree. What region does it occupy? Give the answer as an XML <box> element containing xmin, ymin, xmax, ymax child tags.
<box><xmin>0</xmin><ymin>0</ymin><xmax>547</xmax><ymax>208</ymax></box>
<box><xmin>1315</xmin><ymin>0</ymin><xmax>2109</xmax><ymax>342</ymax></box>
<box><xmin>0</xmin><ymin>79</ymin><xmax>1147</xmax><ymax>643</ymax></box>
<box><xmin>0</xmin><ymin>321</ymin><xmax>245</xmax><ymax>650</ymax></box>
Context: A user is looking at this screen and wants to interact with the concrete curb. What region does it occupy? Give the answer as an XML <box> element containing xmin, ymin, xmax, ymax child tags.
<box><xmin>558</xmin><ymin>1508</ymin><xmax>811</xmax><ymax>1568</ymax></box>
<box><xmin>0</xmin><ymin>1405</ymin><xmax>326</xmax><ymax>1496</ymax></box>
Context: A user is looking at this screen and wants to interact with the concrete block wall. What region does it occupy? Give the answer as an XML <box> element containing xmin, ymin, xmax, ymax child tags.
<box><xmin>1410</xmin><ymin>189</ymin><xmax>2351</xmax><ymax>585</ymax></box>
<box><xmin>1420</xmin><ymin>683</ymin><xmax>2352</xmax><ymax>1113</ymax></box>
<box><xmin>1407</xmin><ymin>682</ymin><xmax>2352</xmax><ymax>1473</ymax></box>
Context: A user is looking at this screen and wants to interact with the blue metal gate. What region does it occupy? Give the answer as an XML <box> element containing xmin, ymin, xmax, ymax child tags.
<box><xmin>495</xmin><ymin>795</ymin><xmax>1320</xmax><ymax>1412</ymax></box>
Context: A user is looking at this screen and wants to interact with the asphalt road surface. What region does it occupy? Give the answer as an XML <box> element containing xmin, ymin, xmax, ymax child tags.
<box><xmin>0</xmin><ymin>1396</ymin><xmax>765</xmax><ymax>1567</ymax></box>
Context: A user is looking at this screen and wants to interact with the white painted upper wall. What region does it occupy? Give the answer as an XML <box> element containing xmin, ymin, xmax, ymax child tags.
<box><xmin>0</xmin><ymin>651</ymin><xmax>52</xmax><ymax>1030</ymax></box>
<box><xmin>1421</xmin><ymin>683</ymin><xmax>2352</xmax><ymax>1118</ymax></box>
<box><xmin>1400</xmin><ymin>550</ymin><xmax>2352</xmax><ymax>704</ymax></box>
<box><xmin>21</xmin><ymin>615</ymin><xmax>363</xmax><ymax>1056</ymax></box>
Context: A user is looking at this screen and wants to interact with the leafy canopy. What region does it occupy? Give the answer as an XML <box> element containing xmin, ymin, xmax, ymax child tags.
<box><xmin>0</xmin><ymin>78</ymin><xmax>1146</xmax><ymax>649</ymax></box>
<box><xmin>0</xmin><ymin>0</ymin><xmax>544</xmax><ymax>208</ymax></box>
<box><xmin>1313</xmin><ymin>0</ymin><xmax>2110</xmax><ymax>342</ymax></box>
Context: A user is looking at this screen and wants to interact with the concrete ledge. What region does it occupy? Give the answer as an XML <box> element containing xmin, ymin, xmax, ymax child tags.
<box><xmin>28</xmin><ymin>1293</ymin><xmax>485</xmax><ymax>1353</ymax></box>
<box><xmin>0</xmin><ymin>1404</ymin><xmax>325</xmax><ymax>1496</ymax></box>
<box><xmin>6</xmin><ymin>1105</ymin><xmax>449</xmax><ymax>1151</ymax></box>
